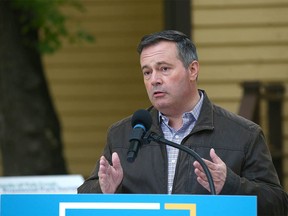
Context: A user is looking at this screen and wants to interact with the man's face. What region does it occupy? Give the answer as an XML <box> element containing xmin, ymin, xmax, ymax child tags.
<box><xmin>140</xmin><ymin>41</ymin><xmax>198</xmax><ymax>116</ymax></box>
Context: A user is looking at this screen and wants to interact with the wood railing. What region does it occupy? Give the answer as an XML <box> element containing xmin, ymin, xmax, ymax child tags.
<box><xmin>238</xmin><ymin>81</ymin><xmax>285</xmax><ymax>184</ymax></box>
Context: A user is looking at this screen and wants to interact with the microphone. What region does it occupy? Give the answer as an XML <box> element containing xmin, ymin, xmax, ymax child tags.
<box><xmin>127</xmin><ymin>109</ymin><xmax>152</xmax><ymax>163</ymax></box>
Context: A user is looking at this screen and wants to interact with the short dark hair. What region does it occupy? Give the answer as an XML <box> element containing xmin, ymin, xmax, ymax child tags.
<box><xmin>137</xmin><ymin>30</ymin><xmax>198</xmax><ymax>68</ymax></box>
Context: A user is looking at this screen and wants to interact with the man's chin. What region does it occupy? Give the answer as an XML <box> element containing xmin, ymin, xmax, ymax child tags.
<box><xmin>153</xmin><ymin>103</ymin><xmax>171</xmax><ymax>113</ymax></box>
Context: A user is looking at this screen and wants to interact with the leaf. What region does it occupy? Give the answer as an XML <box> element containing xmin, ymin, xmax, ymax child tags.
<box><xmin>10</xmin><ymin>0</ymin><xmax>95</xmax><ymax>54</ymax></box>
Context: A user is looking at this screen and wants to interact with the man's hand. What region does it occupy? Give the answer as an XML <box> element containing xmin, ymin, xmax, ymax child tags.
<box><xmin>98</xmin><ymin>152</ymin><xmax>123</xmax><ymax>193</ymax></box>
<box><xmin>193</xmin><ymin>148</ymin><xmax>227</xmax><ymax>194</ymax></box>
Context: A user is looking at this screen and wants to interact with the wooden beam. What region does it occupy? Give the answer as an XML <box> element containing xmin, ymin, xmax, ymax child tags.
<box><xmin>164</xmin><ymin>0</ymin><xmax>191</xmax><ymax>38</ymax></box>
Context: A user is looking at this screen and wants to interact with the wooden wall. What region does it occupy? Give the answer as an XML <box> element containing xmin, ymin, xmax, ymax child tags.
<box><xmin>44</xmin><ymin>0</ymin><xmax>163</xmax><ymax>176</ymax></box>
<box><xmin>193</xmin><ymin>0</ymin><xmax>288</xmax><ymax>189</ymax></box>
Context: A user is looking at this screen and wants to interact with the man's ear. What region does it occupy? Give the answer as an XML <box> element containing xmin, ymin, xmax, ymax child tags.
<box><xmin>188</xmin><ymin>60</ymin><xmax>199</xmax><ymax>81</ymax></box>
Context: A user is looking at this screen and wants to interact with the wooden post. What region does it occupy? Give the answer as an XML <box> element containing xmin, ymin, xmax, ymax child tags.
<box><xmin>164</xmin><ymin>0</ymin><xmax>191</xmax><ymax>38</ymax></box>
<box><xmin>265</xmin><ymin>83</ymin><xmax>285</xmax><ymax>184</ymax></box>
<box><xmin>238</xmin><ymin>81</ymin><xmax>261</xmax><ymax>124</ymax></box>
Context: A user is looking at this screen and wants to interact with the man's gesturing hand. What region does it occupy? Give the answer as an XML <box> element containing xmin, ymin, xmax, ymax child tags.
<box><xmin>98</xmin><ymin>152</ymin><xmax>123</xmax><ymax>194</ymax></box>
<box><xmin>193</xmin><ymin>148</ymin><xmax>227</xmax><ymax>194</ymax></box>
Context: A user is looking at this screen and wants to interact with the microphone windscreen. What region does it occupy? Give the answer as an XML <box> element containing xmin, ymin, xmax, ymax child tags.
<box><xmin>131</xmin><ymin>109</ymin><xmax>152</xmax><ymax>131</ymax></box>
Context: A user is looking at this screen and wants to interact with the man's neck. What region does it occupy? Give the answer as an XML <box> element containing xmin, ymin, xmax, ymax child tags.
<box><xmin>160</xmin><ymin>90</ymin><xmax>201</xmax><ymax>131</ymax></box>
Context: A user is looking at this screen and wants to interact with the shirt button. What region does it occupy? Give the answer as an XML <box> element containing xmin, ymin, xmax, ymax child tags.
<box><xmin>172</xmin><ymin>159</ymin><xmax>176</xmax><ymax>164</ymax></box>
<box><xmin>175</xmin><ymin>135</ymin><xmax>179</xmax><ymax>139</ymax></box>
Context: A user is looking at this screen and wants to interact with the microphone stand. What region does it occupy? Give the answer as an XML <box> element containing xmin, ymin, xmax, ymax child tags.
<box><xmin>143</xmin><ymin>131</ymin><xmax>216</xmax><ymax>195</ymax></box>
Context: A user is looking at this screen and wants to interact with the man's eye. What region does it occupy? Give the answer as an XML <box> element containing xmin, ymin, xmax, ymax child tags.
<box><xmin>143</xmin><ymin>71</ymin><xmax>152</xmax><ymax>78</ymax></box>
<box><xmin>161</xmin><ymin>67</ymin><xmax>169</xmax><ymax>72</ymax></box>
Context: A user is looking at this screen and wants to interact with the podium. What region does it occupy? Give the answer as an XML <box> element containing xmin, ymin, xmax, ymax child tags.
<box><xmin>0</xmin><ymin>194</ymin><xmax>256</xmax><ymax>216</ymax></box>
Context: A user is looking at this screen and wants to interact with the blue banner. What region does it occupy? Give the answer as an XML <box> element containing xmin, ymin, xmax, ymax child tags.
<box><xmin>0</xmin><ymin>194</ymin><xmax>256</xmax><ymax>216</ymax></box>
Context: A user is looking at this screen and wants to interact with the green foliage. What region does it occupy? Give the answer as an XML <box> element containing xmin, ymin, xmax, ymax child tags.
<box><xmin>11</xmin><ymin>0</ymin><xmax>94</xmax><ymax>54</ymax></box>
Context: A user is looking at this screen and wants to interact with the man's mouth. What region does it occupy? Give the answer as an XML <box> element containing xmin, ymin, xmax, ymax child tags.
<box><xmin>153</xmin><ymin>91</ymin><xmax>165</xmax><ymax>97</ymax></box>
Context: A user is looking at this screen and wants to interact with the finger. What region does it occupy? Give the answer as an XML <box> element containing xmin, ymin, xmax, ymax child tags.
<box><xmin>99</xmin><ymin>156</ymin><xmax>108</xmax><ymax>166</ymax></box>
<box><xmin>99</xmin><ymin>157</ymin><xmax>108</xmax><ymax>170</ymax></box>
<box><xmin>194</xmin><ymin>168</ymin><xmax>208</xmax><ymax>181</ymax></box>
<box><xmin>193</xmin><ymin>161</ymin><xmax>206</xmax><ymax>177</ymax></box>
<box><xmin>193</xmin><ymin>161</ymin><xmax>202</xmax><ymax>170</ymax></box>
<box><xmin>210</xmin><ymin>148</ymin><xmax>222</xmax><ymax>164</ymax></box>
<box><xmin>196</xmin><ymin>177</ymin><xmax>210</xmax><ymax>192</ymax></box>
<box><xmin>194</xmin><ymin>159</ymin><xmax>215</xmax><ymax>172</ymax></box>
<box><xmin>99</xmin><ymin>156</ymin><xmax>110</xmax><ymax>176</ymax></box>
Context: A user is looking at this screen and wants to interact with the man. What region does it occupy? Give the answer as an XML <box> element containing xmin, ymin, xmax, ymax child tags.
<box><xmin>78</xmin><ymin>30</ymin><xmax>288</xmax><ymax>215</ymax></box>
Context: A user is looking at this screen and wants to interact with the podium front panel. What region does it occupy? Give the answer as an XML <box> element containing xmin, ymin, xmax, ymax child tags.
<box><xmin>0</xmin><ymin>194</ymin><xmax>256</xmax><ymax>216</ymax></box>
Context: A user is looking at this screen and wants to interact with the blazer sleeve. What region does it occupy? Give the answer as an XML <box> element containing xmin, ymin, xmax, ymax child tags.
<box><xmin>220</xmin><ymin>126</ymin><xmax>288</xmax><ymax>216</ymax></box>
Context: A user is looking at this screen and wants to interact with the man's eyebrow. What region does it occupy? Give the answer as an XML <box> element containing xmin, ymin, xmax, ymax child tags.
<box><xmin>141</xmin><ymin>61</ymin><xmax>173</xmax><ymax>71</ymax></box>
<box><xmin>156</xmin><ymin>61</ymin><xmax>172</xmax><ymax>66</ymax></box>
<box><xmin>141</xmin><ymin>65</ymin><xmax>150</xmax><ymax>71</ymax></box>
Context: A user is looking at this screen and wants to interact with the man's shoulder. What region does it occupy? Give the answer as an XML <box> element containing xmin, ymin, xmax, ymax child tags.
<box><xmin>212</xmin><ymin>103</ymin><xmax>261</xmax><ymax>132</ymax></box>
<box><xmin>109</xmin><ymin>115</ymin><xmax>132</xmax><ymax>131</ymax></box>
<box><xmin>108</xmin><ymin>106</ymin><xmax>157</xmax><ymax>132</ymax></box>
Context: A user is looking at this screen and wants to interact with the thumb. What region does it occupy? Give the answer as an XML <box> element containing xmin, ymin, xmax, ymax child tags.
<box><xmin>210</xmin><ymin>148</ymin><xmax>222</xmax><ymax>164</ymax></box>
<box><xmin>112</xmin><ymin>152</ymin><xmax>121</xmax><ymax>169</ymax></box>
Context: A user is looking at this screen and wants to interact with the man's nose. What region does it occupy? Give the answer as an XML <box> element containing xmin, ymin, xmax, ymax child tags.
<box><xmin>150</xmin><ymin>71</ymin><xmax>162</xmax><ymax>85</ymax></box>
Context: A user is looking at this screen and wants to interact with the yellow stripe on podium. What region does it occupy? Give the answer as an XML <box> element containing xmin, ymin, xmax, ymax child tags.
<box><xmin>165</xmin><ymin>203</ymin><xmax>196</xmax><ymax>216</ymax></box>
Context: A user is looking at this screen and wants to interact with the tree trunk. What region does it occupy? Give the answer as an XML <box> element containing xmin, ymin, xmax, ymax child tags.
<box><xmin>0</xmin><ymin>0</ymin><xmax>68</xmax><ymax>175</ymax></box>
